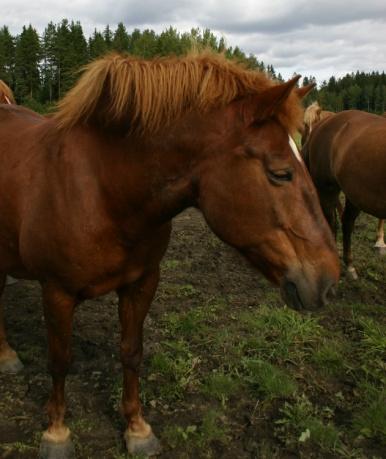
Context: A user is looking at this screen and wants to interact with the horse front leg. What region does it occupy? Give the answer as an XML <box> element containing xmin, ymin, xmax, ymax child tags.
<box><xmin>39</xmin><ymin>284</ymin><xmax>77</xmax><ymax>459</ymax></box>
<box><xmin>0</xmin><ymin>274</ymin><xmax>23</xmax><ymax>373</ymax></box>
<box><xmin>118</xmin><ymin>269</ymin><xmax>161</xmax><ymax>456</ymax></box>
<box><xmin>374</xmin><ymin>219</ymin><xmax>385</xmax><ymax>255</ymax></box>
<box><xmin>342</xmin><ymin>199</ymin><xmax>360</xmax><ymax>280</ymax></box>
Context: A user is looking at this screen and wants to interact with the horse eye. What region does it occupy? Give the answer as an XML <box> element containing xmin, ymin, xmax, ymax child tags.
<box><xmin>268</xmin><ymin>169</ymin><xmax>293</xmax><ymax>183</ymax></box>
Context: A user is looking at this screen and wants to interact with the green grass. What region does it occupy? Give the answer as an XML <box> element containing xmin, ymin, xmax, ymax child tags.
<box><xmin>201</xmin><ymin>371</ymin><xmax>241</xmax><ymax>405</ymax></box>
<box><xmin>236</xmin><ymin>305</ymin><xmax>323</xmax><ymax>368</ymax></box>
<box><xmin>162</xmin><ymin>409</ymin><xmax>230</xmax><ymax>453</ymax></box>
<box><xmin>311</xmin><ymin>339</ymin><xmax>347</xmax><ymax>376</ymax></box>
<box><xmin>242</xmin><ymin>358</ymin><xmax>297</xmax><ymax>399</ymax></box>
<box><xmin>276</xmin><ymin>395</ymin><xmax>343</xmax><ymax>453</ymax></box>
<box><xmin>146</xmin><ymin>340</ymin><xmax>200</xmax><ymax>402</ymax></box>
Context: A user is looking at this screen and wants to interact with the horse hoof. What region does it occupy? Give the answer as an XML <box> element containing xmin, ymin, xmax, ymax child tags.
<box><xmin>125</xmin><ymin>431</ymin><xmax>161</xmax><ymax>457</ymax></box>
<box><xmin>347</xmin><ymin>266</ymin><xmax>358</xmax><ymax>280</ymax></box>
<box><xmin>5</xmin><ymin>275</ymin><xmax>18</xmax><ymax>285</ymax></box>
<box><xmin>0</xmin><ymin>355</ymin><xmax>23</xmax><ymax>374</ymax></box>
<box><xmin>375</xmin><ymin>245</ymin><xmax>386</xmax><ymax>256</ymax></box>
<box><xmin>39</xmin><ymin>438</ymin><xmax>75</xmax><ymax>459</ymax></box>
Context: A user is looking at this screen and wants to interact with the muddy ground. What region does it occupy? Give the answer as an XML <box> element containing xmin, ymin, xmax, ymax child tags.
<box><xmin>0</xmin><ymin>209</ymin><xmax>385</xmax><ymax>459</ymax></box>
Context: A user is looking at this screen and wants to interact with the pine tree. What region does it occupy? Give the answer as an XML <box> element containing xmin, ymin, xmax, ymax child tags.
<box><xmin>41</xmin><ymin>22</ymin><xmax>57</xmax><ymax>102</ymax></box>
<box><xmin>89</xmin><ymin>29</ymin><xmax>107</xmax><ymax>59</ymax></box>
<box><xmin>157</xmin><ymin>27</ymin><xmax>183</xmax><ymax>56</ymax></box>
<box><xmin>53</xmin><ymin>19</ymin><xmax>72</xmax><ymax>98</ymax></box>
<box><xmin>0</xmin><ymin>26</ymin><xmax>15</xmax><ymax>86</ymax></box>
<box><xmin>112</xmin><ymin>23</ymin><xmax>129</xmax><ymax>53</ymax></box>
<box><xmin>103</xmin><ymin>25</ymin><xmax>113</xmax><ymax>51</ymax></box>
<box><xmin>132</xmin><ymin>29</ymin><xmax>158</xmax><ymax>58</ymax></box>
<box><xmin>14</xmin><ymin>25</ymin><xmax>41</xmax><ymax>101</ymax></box>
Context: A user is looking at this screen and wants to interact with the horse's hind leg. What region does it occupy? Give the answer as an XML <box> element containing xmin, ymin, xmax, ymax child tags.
<box><xmin>342</xmin><ymin>199</ymin><xmax>361</xmax><ymax>279</ymax></box>
<box><xmin>39</xmin><ymin>284</ymin><xmax>76</xmax><ymax>459</ymax></box>
<box><xmin>374</xmin><ymin>219</ymin><xmax>386</xmax><ymax>255</ymax></box>
<box><xmin>118</xmin><ymin>269</ymin><xmax>161</xmax><ymax>456</ymax></box>
<box><xmin>0</xmin><ymin>274</ymin><xmax>23</xmax><ymax>373</ymax></box>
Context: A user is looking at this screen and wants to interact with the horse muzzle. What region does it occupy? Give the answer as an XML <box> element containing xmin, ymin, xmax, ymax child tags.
<box><xmin>280</xmin><ymin>270</ymin><xmax>337</xmax><ymax>311</ymax></box>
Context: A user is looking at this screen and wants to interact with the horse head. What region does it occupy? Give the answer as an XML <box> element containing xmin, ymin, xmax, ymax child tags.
<box><xmin>194</xmin><ymin>79</ymin><xmax>339</xmax><ymax>310</ymax></box>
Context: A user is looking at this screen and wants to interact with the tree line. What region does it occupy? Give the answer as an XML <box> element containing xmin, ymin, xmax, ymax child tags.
<box><xmin>303</xmin><ymin>73</ymin><xmax>386</xmax><ymax>114</ymax></box>
<box><xmin>0</xmin><ymin>19</ymin><xmax>385</xmax><ymax>114</ymax></box>
<box><xmin>0</xmin><ymin>20</ymin><xmax>267</xmax><ymax>110</ymax></box>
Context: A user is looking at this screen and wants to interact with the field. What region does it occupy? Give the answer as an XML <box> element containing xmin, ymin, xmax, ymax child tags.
<box><xmin>0</xmin><ymin>208</ymin><xmax>385</xmax><ymax>459</ymax></box>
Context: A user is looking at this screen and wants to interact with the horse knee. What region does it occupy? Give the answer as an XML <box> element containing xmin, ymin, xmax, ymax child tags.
<box><xmin>120</xmin><ymin>346</ymin><xmax>142</xmax><ymax>370</ymax></box>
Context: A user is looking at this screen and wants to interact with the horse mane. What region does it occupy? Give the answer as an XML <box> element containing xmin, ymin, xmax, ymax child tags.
<box><xmin>54</xmin><ymin>51</ymin><xmax>303</xmax><ymax>135</ymax></box>
<box><xmin>304</xmin><ymin>101</ymin><xmax>322</xmax><ymax>127</ymax></box>
<box><xmin>0</xmin><ymin>80</ymin><xmax>15</xmax><ymax>104</ymax></box>
<box><xmin>304</xmin><ymin>101</ymin><xmax>335</xmax><ymax>128</ymax></box>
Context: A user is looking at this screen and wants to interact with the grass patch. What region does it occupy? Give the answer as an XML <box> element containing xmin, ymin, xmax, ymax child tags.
<box><xmin>201</xmin><ymin>371</ymin><xmax>241</xmax><ymax>405</ymax></box>
<box><xmin>276</xmin><ymin>395</ymin><xmax>343</xmax><ymax>453</ymax></box>
<box><xmin>147</xmin><ymin>340</ymin><xmax>200</xmax><ymax>402</ymax></box>
<box><xmin>311</xmin><ymin>339</ymin><xmax>347</xmax><ymax>376</ymax></box>
<box><xmin>242</xmin><ymin>359</ymin><xmax>297</xmax><ymax>399</ymax></box>
<box><xmin>352</xmin><ymin>386</ymin><xmax>386</xmax><ymax>443</ymax></box>
<box><xmin>163</xmin><ymin>409</ymin><xmax>230</xmax><ymax>452</ymax></box>
<box><xmin>239</xmin><ymin>305</ymin><xmax>322</xmax><ymax>363</ymax></box>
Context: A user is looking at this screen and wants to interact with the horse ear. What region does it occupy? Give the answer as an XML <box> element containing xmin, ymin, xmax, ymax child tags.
<box><xmin>241</xmin><ymin>75</ymin><xmax>301</xmax><ymax>126</ymax></box>
<box><xmin>296</xmin><ymin>83</ymin><xmax>316</xmax><ymax>99</ymax></box>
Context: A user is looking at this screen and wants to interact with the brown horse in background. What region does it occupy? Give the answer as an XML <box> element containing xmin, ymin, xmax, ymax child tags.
<box><xmin>302</xmin><ymin>103</ymin><xmax>385</xmax><ymax>257</ymax></box>
<box><xmin>0</xmin><ymin>52</ymin><xmax>339</xmax><ymax>458</ymax></box>
<box><xmin>0</xmin><ymin>79</ymin><xmax>15</xmax><ymax>104</ymax></box>
<box><xmin>302</xmin><ymin>109</ymin><xmax>386</xmax><ymax>278</ymax></box>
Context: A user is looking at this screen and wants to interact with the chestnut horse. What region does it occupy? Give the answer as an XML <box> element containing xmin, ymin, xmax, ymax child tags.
<box><xmin>0</xmin><ymin>53</ymin><xmax>339</xmax><ymax>458</ymax></box>
<box><xmin>302</xmin><ymin>109</ymin><xmax>386</xmax><ymax>278</ymax></box>
<box><xmin>302</xmin><ymin>102</ymin><xmax>385</xmax><ymax>258</ymax></box>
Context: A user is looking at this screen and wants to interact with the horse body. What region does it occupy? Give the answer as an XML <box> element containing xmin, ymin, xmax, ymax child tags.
<box><xmin>303</xmin><ymin>109</ymin><xmax>386</xmax><ymax>275</ymax></box>
<box><xmin>0</xmin><ymin>53</ymin><xmax>339</xmax><ymax>457</ymax></box>
<box><xmin>0</xmin><ymin>106</ymin><xmax>171</xmax><ymax>294</ymax></box>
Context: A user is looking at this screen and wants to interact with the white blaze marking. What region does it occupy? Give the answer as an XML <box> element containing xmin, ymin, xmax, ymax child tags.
<box><xmin>288</xmin><ymin>135</ymin><xmax>302</xmax><ymax>162</ymax></box>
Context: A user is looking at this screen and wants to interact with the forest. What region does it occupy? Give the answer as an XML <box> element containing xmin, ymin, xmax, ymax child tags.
<box><xmin>0</xmin><ymin>19</ymin><xmax>385</xmax><ymax>114</ymax></box>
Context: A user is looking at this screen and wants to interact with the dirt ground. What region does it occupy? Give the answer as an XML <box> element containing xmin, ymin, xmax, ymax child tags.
<box><xmin>0</xmin><ymin>208</ymin><xmax>385</xmax><ymax>459</ymax></box>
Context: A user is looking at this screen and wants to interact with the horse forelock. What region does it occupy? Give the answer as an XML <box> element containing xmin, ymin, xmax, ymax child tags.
<box><xmin>53</xmin><ymin>52</ymin><xmax>303</xmax><ymax>136</ymax></box>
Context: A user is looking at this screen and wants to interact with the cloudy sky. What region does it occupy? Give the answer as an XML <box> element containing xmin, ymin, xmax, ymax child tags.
<box><xmin>2</xmin><ymin>0</ymin><xmax>386</xmax><ymax>83</ymax></box>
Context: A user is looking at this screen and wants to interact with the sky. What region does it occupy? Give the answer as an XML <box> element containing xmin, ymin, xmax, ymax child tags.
<box><xmin>2</xmin><ymin>0</ymin><xmax>386</xmax><ymax>84</ymax></box>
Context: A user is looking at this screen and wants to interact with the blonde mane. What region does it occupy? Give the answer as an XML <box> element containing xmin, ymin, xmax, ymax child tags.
<box><xmin>0</xmin><ymin>80</ymin><xmax>15</xmax><ymax>104</ymax></box>
<box><xmin>304</xmin><ymin>101</ymin><xmax>335</xmax><ymax>128</ymax></box>
<box><xmin>54</xmin><ymin>51</ymin><xmax>303</xmax><ymax>135</ymax></box>
<box><xmin>304</xmin><ymin>101</ymin><xmax>322</xmax><ymax>127</ymax></box>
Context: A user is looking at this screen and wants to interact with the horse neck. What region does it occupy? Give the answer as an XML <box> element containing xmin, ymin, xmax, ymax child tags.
<box><xmin>88</xmin><ymin>127</ymin><xmax>201</xmax><ymax>223</ymax></box>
